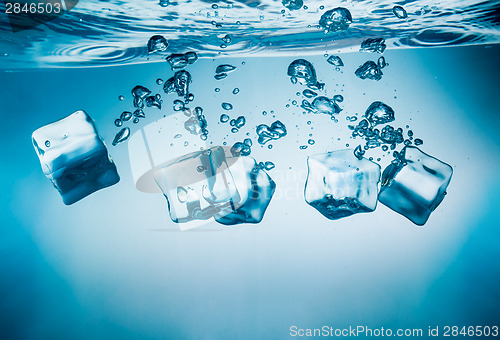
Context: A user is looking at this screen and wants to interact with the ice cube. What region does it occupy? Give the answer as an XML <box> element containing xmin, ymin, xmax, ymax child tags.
<box><xmin>152</xmin><ymin>146</ymin><xmax>242</xmax><ymax>223</ymax></box>
<box><xmin>32</xmin><ymin>110</ymin><xmax>120</xmax><ymax>205</ymax></box>
<box><xmin>378</xmin><ymin>146</ymin><xmax>453</xmax><ymax>226</ymax></box>
<box><xmin>215</xmin><ymin>156</ymin><xmax>276</xmax><ymax>225</ymax></box>
<box><xmin>305</xmin><ymin>149</ymin><xmax>381</xmax><ymax>220</ymax></box>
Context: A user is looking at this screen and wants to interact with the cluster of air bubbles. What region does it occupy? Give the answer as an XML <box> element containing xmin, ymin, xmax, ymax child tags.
<box><xmin>349</xmin><ymin>101</ymin><xmax>423</xmax><ymax>159</ymax></box>
<box><xmin>131</xmin><ymin>85</ymin><xmax>151</xmax><ymax>109</ymax></box>
<box><xmin>282</xmin><ymin>0</ymin><xmax>303</xmax><ymax>10</ymax></box>
<box><xmin>165</xmin><ymin>52</ymin><xmax>198</xmax><ymax>70</ymax></box>
<box><xmin>326</xmin><ymin>55</ymin><xmax>344</xmax><ymax>71</ymax></box>
<box><xmin>220</xmin><ymin>34</ymin><xmax>232</xmax><ymax>48</ymax></box>
<box><xmin>173</xmin><ymin>99</ymin><xmax>185</xmax><ymax>111</ymax></box>
<box><xmin>393</xmin><ymin>5</ymin><xmax>408</xmax><ymax>19</ymax></box>
<box><xmin>360</xmin><ymin>38</ymin><xmax>387</xmax><ymax>54</ymax></box>
<box><xmin>147</xmin><ymin>35</ymin><xmax>168</xmax><ymax>54</ymax></box>
<box><xmin>319</xmin><ymin>7</ymin><xmax>352</xmax><ymax>33</ymax></box>
<box><xmin>257</xmin><ymin>161</ymin><xmax>276</xmax><ymax>171</ymax></box>
<box><xmin>256</xmin><ymin>121</ymin><xmax>287</xmax><ymax>145</ymax></box>
<box><xmin>163</xmin><ymin>70</ymin><xmax>192</xmax><ymax>101</ymax></box>
<box><xmin>230</xmin><ymin>116</ymin><xmax>246</xmax><ymax>133</ymax></box>
<box><xmin>215</xmin><ymin>64</ymin><xmax>236</xmax><ymax>80</ymax></box>
<box><xmin>287</xmin><ymin>59</ymin><xmax>324</xmax><ymax>90</ymax></box>
<box><xmin>184</xmin><ymin>106</ymin><xmax>209</xmax><ymax>140</ymax></box>
<box><xmin>231</xmin><ymin>138</ymin><xmax>253</xmax><ymax>156</ymax></box>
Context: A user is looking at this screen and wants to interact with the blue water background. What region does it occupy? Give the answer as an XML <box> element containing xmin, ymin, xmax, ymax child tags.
<box><xmin>1</xmin><ymin>44</ymin><xmax>500</xmax><ymax>339</ymax></box>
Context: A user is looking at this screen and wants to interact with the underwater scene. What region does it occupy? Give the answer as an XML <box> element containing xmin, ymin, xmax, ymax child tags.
<box><xmin>1</xmin><ymin>0</ymin><xmax>500</xmax><ymax>339</ymax></box>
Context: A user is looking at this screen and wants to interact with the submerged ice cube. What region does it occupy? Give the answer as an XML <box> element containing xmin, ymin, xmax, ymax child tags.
<box><xmin>319</xmin><ymin>7</ymin><xmax>352</xmax><ymax>33</ymax></box>
<box><xmin>153</xmin><ymin>146</ymin><xmax>241</xmax><ymax>223</ymax></box>
<box><xmin>32</xmin><ymin>110</ymin><xmax>120</xmax><ymax>205</ymax></box>
<box><xmin>215</xmin><ymin>156</ymin><xmax>276</xmax><ymax>225</ymax></box>
<box><xmin>378</xmin><ymin>146</ymin><xmax>453</xmax><ymax>226</ymax></box>
<box><xmin>305</xmin><ymin>149</ymin><xmax>381</xmax><ymax>220</ymax></box>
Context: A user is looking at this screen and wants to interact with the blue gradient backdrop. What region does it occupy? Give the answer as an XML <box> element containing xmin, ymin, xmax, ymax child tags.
<box><xmin>0</xmin><ymin>44</ymin><xmax>499</xmax><ymax>339</ymax></box>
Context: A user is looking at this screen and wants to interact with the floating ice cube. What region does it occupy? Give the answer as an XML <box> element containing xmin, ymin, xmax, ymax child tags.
<box><xmin>153</xmin><ymin>146</ymin><xmax>241</xmax><ymax>223</ymax></box>
<box><xmin>215</xmin><ymin>156</ymin><xmax>276</xmax><ymax>225</ymax></box>
<box><xmin>319</xmin><ymin>7</ymin><xmax>352</xmax><ymax>33</ymax></box>
<box><xmin>305</xmin><ymin>149</ymin><xmax>381</xmax><ymax>220</ymax></box>
<box><xmin>32</xmin><ymin>110</ymin><xmax>120</xmax><ymax>205</ymax></box>
<box><xmin>378</xmin><ymin>146</ymin><xmax>453</xmax><ymax>226</ymax></box>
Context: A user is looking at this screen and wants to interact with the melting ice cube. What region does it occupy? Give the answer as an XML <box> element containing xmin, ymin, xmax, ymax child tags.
<box><xmin>32</xmin><ymin>110</ymin><xmax>120</xmax><ymax>205</ymax></box>
<box><xmin>378</xmin><ymin>146</ymin><xmax>453</xmax><ymax>226</ymax></box>
<box><xmin>305</xmin><ymin>149</ymin><xmax>381</xmax><ymax>220</ymax></box>
<box><xmin>215</xmin><ymin>156</ymin><xmax>276</xmax><ymax>225</ymax></box>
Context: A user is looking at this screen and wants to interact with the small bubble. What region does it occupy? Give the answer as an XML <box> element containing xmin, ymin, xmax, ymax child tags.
<box><xmin>262</xmin><ymin>110</ymin><xmax>267</xmax><ymax>116</ymax></box>
<box><xmin>211</xmin><ymin>3</ymin><xmax>218</xmax><ymax>9</ymax></box>
<box><xmin>299</xmin><ymin>145</ymin><xmax>308</xmax><ymax>150</ymax></box>
<box><xmin>156</xmin><ymin>78</ymin><xmax>163</xmax><ymax>85</ymax></box>
<box><xmin>174</xmin><ymin>134</ymin><xmax>182</xmax><ymax>139</ymax></box>
<box><xmin>215</xmin><ymin>88</ymin><xmax>220</xmax><ymax>92</ymax></box>
<box><xmin>414</xmin><ymin>138</ymin><xmax>423</xmax><ymax>145</ymax></box>
<box><xmin>184</xmin><ymin>141</ymin><xmax>189</xmax><ymax>146</ymax></box>
<box><xmin>222</xmin><ymin>102</ymin><xmax>233</xmax><ymax>110</ymax></box>
<box><xmin>45</xmin><ymin>140</ymin><xmax>51</xmax><ymax>147</ymax></box>
<box><xmin>220</xmin><ymin>114</ymin><xmax>230</xmax><ymax>123</ymax></box>
<box><xmin>231</xmin><ymin>127</ymin><xmax>239</xmax><ymax>133</ymax></box>
<box><xmin>232</xmin><ymin>88</ymin><xmax>240</xmax><ymax>95</ymax></box>
<box><xmin>114</xmin><ymin>119</ymin><xmax>123</xmax><ymax>127</ymax></box>
<box><xmin>268</xmin><ymin>144</ymin><xmax>273</xmax><ymax>149</ymax></box>
<box><xmin>133</xmin><ymin>118</ymin><xmax>140</xmax><ymax>124</ymax></box>
<box><xmin>307</xmin><ymin>121</ymin><xmax>312</xmax><ymax>125</ymax></box>
<box><xmin>118</xmin><ymin>95</ymin><xmax>124</xmax><ymax>101</ymax></box>
<box><xmin>292</xmin><ymin>100</ymin><xmax>297</xmax><ymax>105</ymax></box>
<box><xmin>308</xmin><ymin>139</ymin><xmax>315</xmax><ymax>145</ymax></box>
